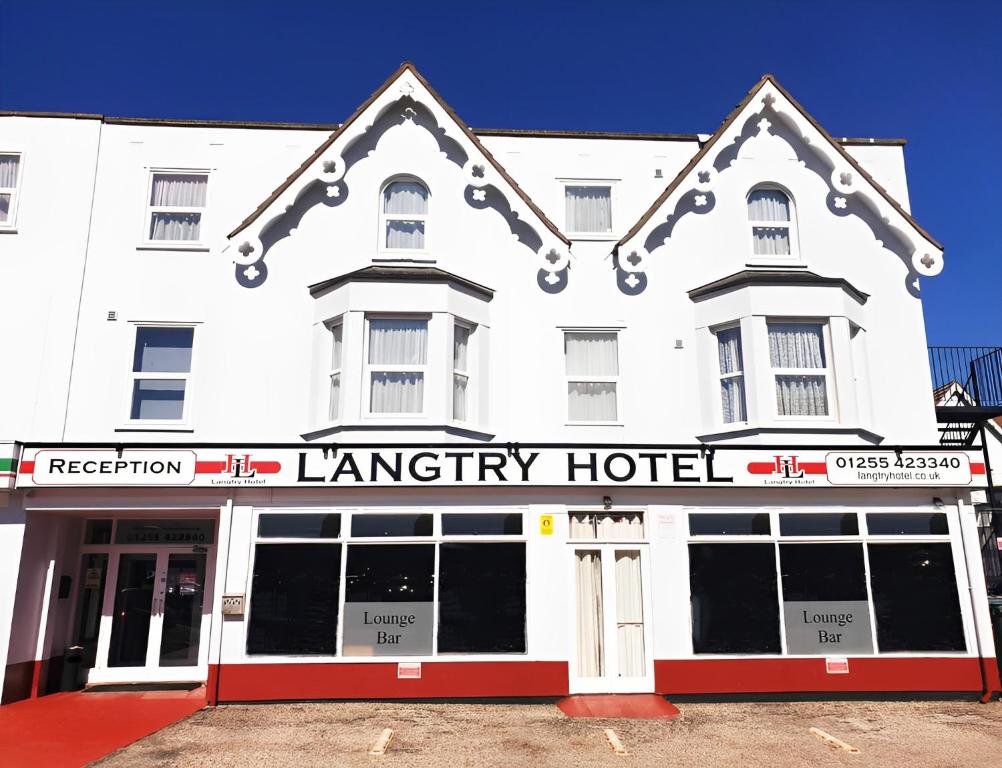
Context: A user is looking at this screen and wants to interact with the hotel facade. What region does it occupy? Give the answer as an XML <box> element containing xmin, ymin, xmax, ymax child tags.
<box><xmin>2</xmin><ymin>63</ymin><xmax>1000</xmax><ymax>705</ymax></box>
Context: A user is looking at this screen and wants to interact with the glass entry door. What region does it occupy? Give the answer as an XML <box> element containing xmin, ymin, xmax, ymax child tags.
<box><xmin>571</xmin><ymin>545</ymin><xmax>654</xmax><ymax>693</ymax></box>
<box><xmin>89</xmin><ymin>549</ymin><xmax>209</xmax><ymax>683</ymax></box>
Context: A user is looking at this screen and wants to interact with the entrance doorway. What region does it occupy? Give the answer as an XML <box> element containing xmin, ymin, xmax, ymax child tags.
<box><xmin>72</xmin><ymin>519</ymin><xmax>215</xmax><ymax>684</ymax></box>
<box><xmin>568</xmin><ymin>513</ymin><xmax>654</xmax><ymax>694</ymax></box>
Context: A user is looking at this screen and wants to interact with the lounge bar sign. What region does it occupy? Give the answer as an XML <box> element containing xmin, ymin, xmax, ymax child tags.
<box><xmin>14</xmin><ymin>446</ymin><xmax>987</xmax><ymax>489</ymax></box>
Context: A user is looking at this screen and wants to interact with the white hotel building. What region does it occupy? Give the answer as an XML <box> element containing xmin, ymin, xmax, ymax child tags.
<box><xmin>1</xmin><ymin>63</ymin><xmax>1000</xmax><ymax>705</ymax></box>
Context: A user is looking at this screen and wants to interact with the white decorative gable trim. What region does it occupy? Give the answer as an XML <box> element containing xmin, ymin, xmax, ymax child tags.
<box><xmin>225</xmin><ymin>63</ymin><xmax>572</xmax><ymax>288</ymax></box>
<box><xmin>616</xmin><ymin>76</ymin><xmax>944</xmax><ymax>285</ymax></box>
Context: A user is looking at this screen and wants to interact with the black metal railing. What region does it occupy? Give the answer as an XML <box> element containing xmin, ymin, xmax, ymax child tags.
<box><xmin>929</xmin><ymin>346</ymin><xmax>1002</xmax><ymax>409</ymax></box>
<box><xmin>977</xmin><ymin>507</ymin><xmax>1002</xmax><ymax>595</ymax></box>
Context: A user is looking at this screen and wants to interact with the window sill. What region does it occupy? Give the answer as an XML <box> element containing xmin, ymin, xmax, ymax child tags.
<box><xmin>136</xmin><ymin>244</ymin><xmax>211</xmax><ymax>252</ymax></box>
<box><xmin>566</xmin><ymin>233</ymin><xmax>616</xmax><ymax>241</ymax></box>
<box><xmin>744</xmin><ymin>260</ymin><xmax>807</xmax><ymax>269</ymax></box>
<box><xmin>0</xmin><ymin>228</ymin><xmax>18</xmax><ymax>234</ymax></box>
<box><xmin>301</xmin><ymin>422</ymin><xmax>496</xmax><ymax>441</ymax></box>
<box><xmin>696</xmin><ymin>423</ymin><xmax>883</xmax><ymax>444</ymax></box>
<box><xmin>565</xmin><ymin>421</ymin><xmax>625</xmax><ymax>427</ymax></box>
<box><xmin>115</xmin><ymin>424</ymin><xmax>195</xmax><ymax>433</ymax></box>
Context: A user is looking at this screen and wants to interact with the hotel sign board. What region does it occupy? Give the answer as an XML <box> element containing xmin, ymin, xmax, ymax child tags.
<box><xmin>13</xmin><ymin>446</ymin><xmax>987</xmax><ymax>489</ymax></box>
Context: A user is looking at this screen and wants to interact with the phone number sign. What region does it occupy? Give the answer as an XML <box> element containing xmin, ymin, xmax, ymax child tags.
<box><xmin>825</xmin><ymin>452</ymin><xmax>972</xmax><ymax>486</ymax></box>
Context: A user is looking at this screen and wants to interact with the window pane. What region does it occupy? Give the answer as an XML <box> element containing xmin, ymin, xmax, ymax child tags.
<box><xmin>453</xmin><ymin>373</ymin><xmax>468</xmax><ymax>421</ymax></box>
<box><xmin>130</xmin><ymin>379</ymin><xmax>185</xmax><ymax>420</ymax></box>
<box><xmin>866</xmin><ymin>513</ymin><xmax>949</xmax><ymax>536</ymax></box>
<box><xmin>752</xmin><ymin>226</ymin><xmax>791</xmax><ymax>256</ymax></box>
<box><xmin>747</xmin><ymin>189</ymin><xmax>790</xmax><ymax>221</ymax></box>
<box><xmin>370</xmin><ymin>372</ymin><xmax>424</xmax><ymax>413</ymax></box>
<box><xmin>133</xmin><ymin>327</ymin><xmax>194</xmax><ymax>372</ymax></box>
<box><xmin>775</xmin><ymin>375</ymin><xmax>828</xmax><ymax>417</ymax></box>
<box><xmin>689</xmin><ymin>513</ymin><xmax>770</xmax><ymax>536</ymax></box>
<box><xmin>345</xmin><ymin>544</ymin><xmax>435</xmax><ymax>601</ymax></box>
<box><xmin>721</xmin><ymin>377</ymin><xmax>746</xmax><ymax>423</ymax></box>
<box><xmin>438</xmin><ymin>543</ymin><xmax>526</xmax><ymax>653</ymax></box>
<box><xmin>84</xmin><ymin>519</ymin><xmax>113</xmax><ymax>544</ymax></box>
<box><xmin>868</xmin><ymin>543</ymin><xmax>965</xmax><ymax>651</ymax></box>
<box><xmin>442</xmin><ymin>513</ymin><xmax>523</xmax><ymax>536</ymax></box>
<box><xmin>453</xmin><ymin>325</ymin><xmax>470</xmax><ymax>370</ymax></box>
<box><xmin>150</xmin><ymin>173</ymin><xmax>207</xmax><ymax>207</ymax></box>
<box><xmin>768</xmin><ymin>324</ymin><xmax>825</xmax><ymax>368</ymax></box>
<box><xmin>385</xmin><ymin>220</ymin><xmax>425</xmax><ymax>249</ymax></box>
<box><xmin>689</xmin><ymin>543</ymin><xmax>781</xmax><ymax>654</ymax></box>
<box><xmin>717</xmin><ymin>328</ymin><xmax>743</xmax><ymax>374</ymax></box>
<box><xmin>258</xmin><ymin>514</ymin><xmax>341</xmax><ymax>539</ymax></box>
<box><xmin>150</xmin><ymin>212</ymin><xmax>202</xmax><ymax>241</ymax></box>
<box><xmin>0</xmin><ymin>193</ymin><xmax>9</xmax><ymax>223</ymax></box>
<box><xmin>383</xmin><ymin>181</ymin><xmax>428</xmax><ymax>214</ymax></box>
<box><xmin>596</xmin><ymin>513</ymin><xmax>644</xmax><ymax>539</ymax></box>
<box><xmin>0</xmin><ymin>154</ymin><xmax>19</xmax><ymax>187</ymax></box>
<box><xmin>329</xmin><ymin>372</ymin><xmax>341</xmax><ymax>420</ymax></box>
<box><xmin>779</xmin><ymin>513</ymin><xmax>858</xmax><ymax>536</ymax></box>
<box><xmin>780</xmin><ymin>543</ymin><xmax>872</xmax><ymax>654</ymax></box>
<box><xmin>331</xmin><ymin>323</ymin><xmax>343</xmax><ymax>368</ymax></box>
<box><xmin>565</xmin><ymin>185</ymin><xmax>612</xmax><ymax>232</ymax></box>
<box><xmin>351</xmin><ymin>514</ymin><xmax>433</xmax><ymax>537</ymax></box>
<box><xmin>568</xmin><ymin>382</ymin><xmax>617</xmax><ymax>421</ymax></box>
<box><xmin>247</xmin><ymin>544</ymin><xmax>341</xmax><ymax>655</ymax></box>
<box><xmin>565</xmin><ymin>332</ymin><xmax>618</xmax><ymax>376</ymax></box>
<box><xmin>368</xmin><ymin>319</ymin><xmax>427</xmax><ymax>365</ymax></box>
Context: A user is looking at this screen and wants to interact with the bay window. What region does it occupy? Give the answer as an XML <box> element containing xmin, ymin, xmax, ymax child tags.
<box><xmin>366</xmin><ymin>317</ymin><xmax>428</xmax><ymax>414</ymax></box>
<box><xmin>716</xmin><ymin>326</ymin><xmax>745</xmax><ymax>423</ymax></box>
<box><xmin>768</xmin><ymin>321</ymin><xmax>831</xmax><ymax>417</ymax></box>
<box><xmin>453</xmin><ymin>322</ymin><xmax>472</xmax><ymax>422</ymax></box>
<box><xmin>565</xmin><ymin>331</ymin><xmax>620</xmax><ymax>422</ymax></box>
<box><xmin>146</xmin><ymin>171</ymin><xmax>208</xmax><ymax>244</ymax></box>
<box><xmin>328</xmin><ymin>321</ymin><xmax>343</xmax><ymax>420</ymax></box>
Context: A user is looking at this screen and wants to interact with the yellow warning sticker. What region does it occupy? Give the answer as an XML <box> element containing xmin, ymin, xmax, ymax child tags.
<box><xmin>539</xmin><ymin>514</ymin><xmax>554</xmax><ymax>535</ymax></box>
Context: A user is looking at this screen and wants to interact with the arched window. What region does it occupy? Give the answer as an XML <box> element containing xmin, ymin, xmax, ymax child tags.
<box><xmin>381</xmin><ymin>179</ymin><xmax>429</xmax><ymax>250</ymax></box>
<box><xmin>747</xmin><ymin>187</ymin><xmax>796</xmax><ymax>259</ymax></box>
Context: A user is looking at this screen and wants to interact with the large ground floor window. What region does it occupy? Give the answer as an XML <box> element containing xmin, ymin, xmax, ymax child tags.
<box><xmin>687</xmin><ymin>510</ymin><xmax>966</xmax><ymax>656</ymax></box>
<box><xmin>247</xmin><ymin>511</ymin><xmax>527</xmax><ymax>657</ymax></box>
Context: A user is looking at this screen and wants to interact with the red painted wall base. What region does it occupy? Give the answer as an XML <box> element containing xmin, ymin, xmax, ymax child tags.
<box><xmin>654</xmin><ymin>656</ymin><xmax>1001</xmax><ymax>695</ymax></box>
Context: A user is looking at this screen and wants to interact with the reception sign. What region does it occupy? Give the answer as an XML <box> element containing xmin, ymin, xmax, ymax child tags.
<box><xmin>13</xmin><ymin>445</ymin><xmax>987</xmax><ymax>489</ymax></box>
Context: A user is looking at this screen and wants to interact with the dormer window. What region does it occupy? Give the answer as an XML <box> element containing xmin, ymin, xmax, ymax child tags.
<box><xmin>747</xmin><ymin>188</ymin><xmax>796</xmax><ymax>260</ymax></box>
<box><xmin>381</xmin><ymin>179</ymin><xmax>428</xmax><ymax>251</ymax></box>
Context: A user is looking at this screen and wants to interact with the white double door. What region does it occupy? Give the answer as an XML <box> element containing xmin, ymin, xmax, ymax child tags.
<box><xmin>87</xmin><ymin>547</ymin><xmax>213</xmax><ymax>684</ymax></box>
<box><xmin>571</xmin><ymin>544</ymin><xmax>654</xmax><ymax>694</ymax></box>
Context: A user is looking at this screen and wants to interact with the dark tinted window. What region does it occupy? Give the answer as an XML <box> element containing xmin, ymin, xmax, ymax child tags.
<box><xmin>351</xmin><ymin>514</ymin><xmax>433</xmax><ymax>537</ymax></box>
<box><xmin>345</xmin><ymin>544</ymin><xmax>434</xmax><ymax>602</ymax></box>
<box><xmin>438</xmin><ymin>543</ymin><xmax>526</xmax><ymax>653</ymax></box>
<box><xmin>689</xmin><ymin>513</ymin><xmax>770</xmax><ymax>536</ymax></box>
<box><xmin>780</xmin><ymin>513</ymin><xmax>858</xmax><ymax>536</ymax></box>
<box><xmin>442</xmin><ymin>513</ymin><xmax>523</xmax><ymax>536</ymax></box>
<box><xmin>866</xmin><ymin>513</ymin><xmax>948</xmax><ymax>536</ymax></box>
<box><xmin>779</xmin><ymin>543</ymin><xmax>867</xmax><ymax>601</ymax></box>
<box><xmin>248</xmin><ymin>544</ymin><xmax>341</xmax><ymax>655</ymax></box>
<box><xmin>84</xmin><ymin>519</ymin><xmax>113</xmax><ymax>544</ymax></box>
<box><xmin>689</xmin><ymin>544</ymin><xmax>781</xmax><ymax>654</ymax></box>
<box><xmin>868</xmin><ymin>543</ymin><xmax>965</xmax><ymax>651</ymax></box>
<box><xmin>258</xmin><ymin>513</ymin><xmax>341</xmax><ymax>538</ymax></box>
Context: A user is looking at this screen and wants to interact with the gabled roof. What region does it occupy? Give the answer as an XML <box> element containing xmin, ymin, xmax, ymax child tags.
<box><xmin>618</xmin><ymin>74</ymin><xmax>942</xmax><ymax>252</ymax></box>
<box><xmin>228</xmin><ymin>62</ymin><xmax>570</xmax><ymax>246</ymax></box>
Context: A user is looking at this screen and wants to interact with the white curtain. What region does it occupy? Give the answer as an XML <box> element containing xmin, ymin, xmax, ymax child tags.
<box><xmin>596</xmin><ymin>514</ymin><xmax>645</xmax><ymax>539</ymax></box>
<box><xmin>566</xmin><ymin>186</ymin><xmax>612</xmax><ymax>233</ymax></box>
<box><xmin>453</xmin><ymin>325</ymin><xmax>469</xmax><ymax>370</ymax></box>
<box><xmin>565</xmin><ymin>332</ymin><xmax>618</xmax><ymax>376</ymax></box>
<box><xmin>453</xmin><ymin>325</ymin><xmax>470</xmax><ymax>419</ymax></box>
<box><xmin>385</xmin><ymin>220</ymin><xmax>425</xmax><ymax>249</ymax></box>
<box><xmin>151</xmin><ymin>174</ymin><xmax>207</xmax><ymax>207</ymax></box>
<box><xmin>329</xmin><ymin>324</ymin><xmax>343</xmax><ymax>421</ymax></box>
<box><xmin>615</xmin><ymin>552</ymin><xmax>645</xmax><ymax>678</ymax></box>
<box><xmin>568</xmin><ymin>382</ymin><xmax>617</xmax><ymax>421</ymax></box>
<box><xmin>453</xmin><ymin>374</ymin><xmax>468</xmax><ymax>421</ymax></box>
<box><xmin>717</xmin><ymin>328</ymin><xmax>746</xmax><ymax>423</ymax></box>
<box><xmin>769</xmin><ymin>324</ymin><xmax>828</xmax><ymax>416</ymax></box>
<box><xmin>0</xmin><ymin>155</ymin><xmax>19</xmax><ymax>187</ymax></box>
<box><xmin>748</xmin><ymin>190</ymin><xmax>791</xmax><ymax>256</ymax></box>
<box><xmin>0</xmin><ymin>194</ymin><xmax>9</xmax><ymax>223</ymax></box>
<box><xmin>150</xmin><ymin>213</ymin><xmax>201</xmax><ymax>241</ymax></box>
<box><xmin>383</xmin><ymin>181</ymin><xmax>428</xmax><ymax>214</ymax></box>
<box><xmin>570</xmin><ymin>514</ymin><xmax>594</xmax><ymax>539</ymax></box>
<box><xmin>575</xmin><ymin>551</ymin><xmax>605</xmax><ymax>677</ymax></box>
<box><xmin>370</xmin><ymin>372</ymin><xmax>424</xmax><ymax>413</ymax></box>
<box><xmin>369</xmin><ymin>319</ymin><xmax>427</xmax><ymax>364</ymax></box>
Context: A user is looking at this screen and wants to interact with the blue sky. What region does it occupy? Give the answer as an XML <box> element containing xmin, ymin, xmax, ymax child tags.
<box><xmin>2</xmin><ymin>1</ymin><xmax>999</xmax><ymax>345</ymax></box>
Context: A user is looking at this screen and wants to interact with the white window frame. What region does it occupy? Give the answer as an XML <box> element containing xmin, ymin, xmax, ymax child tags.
<box><xmin>714</xmin><ymin>323</ymin><xmax>747</xmax><ymax>425</ymax></box>
<box><xmin>327</xmin><ymin>319</ymin><xmax>344</xmax><ymax>422</ymax></box>
<box><xmin>451</xmin><ymin>320</ymin><xmax>474</xmax><ymax>424</ymax></box>
<box><xmin>142</xmin><ymin>168</ymin><xmax>210</xmax><ymax>249</ymax></box>
<box><xmin>363</xmin><ymin>314</ymin><xmax>430</xmax><ymax>417</ymax></box>
<box><xmin>0</xmin><ymin>151</ymin><xmax>23</xmax><ymax>231</ymax></box>
<box><xmin>125</xmin><ymin>322</ymin><xmax>197</xmax><ymax>427</ymax></box>
<box><xmin>767</xmin><ymin>319</ymin><xmax>836</xmax><ymax>422</ymax></box>
<box><xmin>563</xmin><ymin>328</ymin><xmax>622</xmax><ymax>426</ymax></box>
<box><xmin>561</xmin><ymin>179</ymin><xmax>616</xmax><ymax>240</ymax></box>
<box><xmin>379</xmin><ymin>177</ymin><xmax>430</xmax><ymax>255</ymax></box>
<box><xmin>747</xmin><ymin>185</ymin><xmax>800</xmax><ymax>263</ymax></box>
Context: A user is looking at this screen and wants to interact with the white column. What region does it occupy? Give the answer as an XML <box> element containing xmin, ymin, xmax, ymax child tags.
<box><xmin>0</xmin><ymin>504</ymin><xmax>27</xmax><ymax>699</ymax></box>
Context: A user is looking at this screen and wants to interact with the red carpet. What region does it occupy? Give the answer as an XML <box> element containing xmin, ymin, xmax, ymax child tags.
<box><xmin>557</xmin><ymin>694</ymin><xmax>680</xmax><ymax>719</ymax></box>
<box><xmin>0</xmin><ymin>688</ymin><xmax>205</xmax><ymax>767</ymax></box>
